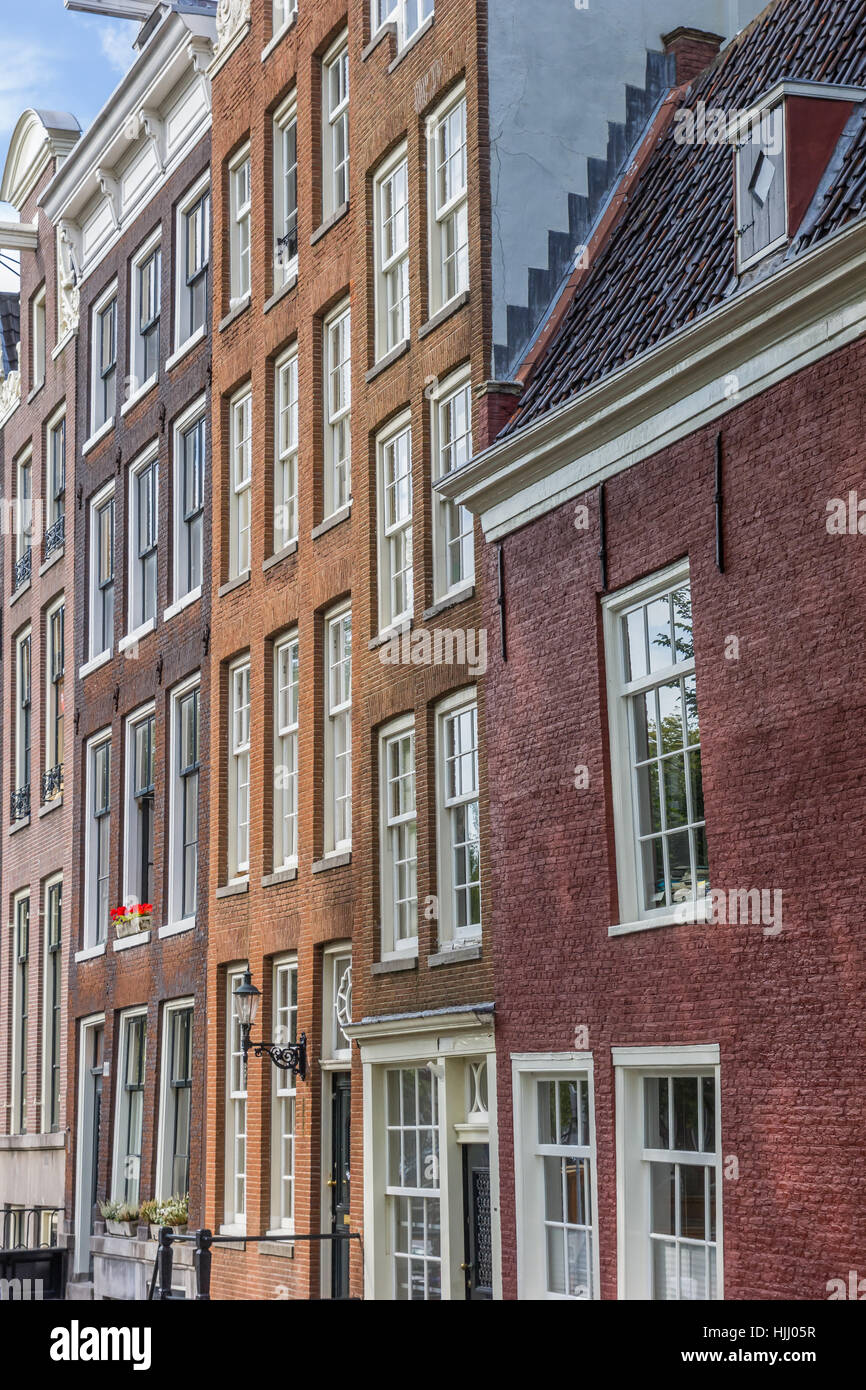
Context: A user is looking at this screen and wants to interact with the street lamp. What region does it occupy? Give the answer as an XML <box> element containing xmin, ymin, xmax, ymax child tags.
<box><xmin>233</xmin><ymin>969</ymin><xmax>307</xmax><ymax>1080</ymax></box>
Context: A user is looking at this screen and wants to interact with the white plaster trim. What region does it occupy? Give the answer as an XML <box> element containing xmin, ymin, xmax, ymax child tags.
<box><xmin>79</xmin><ymin>649</ymin><xmax>112</xmax><ymax>680</ymax></box>
<box><xmin>441</xmin><ymin>220</ymin><xmax>866</xmax><ymax>540</ymax></box>
<box><xmin>164</xmin><ymin>586</ymin><xmax>201</xmax><ymax>623</ymax></box>
<box><xmin>74</xmin><ymin>943</ymin><xmax>106</xmax><ymax>963</ymax></box>
<box><xmin>82</xmin><ymin>417</ymin><xmax>115</xmax><ymax>456</ymax></box>
<box><xmin>166</xmin><ymin>324</ymin><xmax>206</xmax><ymax>371</ymax></box>
<box><xmin>158</xmin><ymin>918</ymin><xmax>195</xmax><ymax>940</ymax></box>
<box><xmin>611</xmin><ymin>1043</ymin><xmax>720</xmax><ymax>1068</ymax></box>
<box><xmin>118</xmin><ymin>617</ymin><xmax>156</xmax><ymax>653</ymax></box>
<box><xmin>120</xmin><ymin>374</ymin><xmax>157</xmax><ymax>416</ymax></box>
<box><xmin>112</xmin><ymin>929</ymin><xmax>151</xmax><ymax>951</ymax></box>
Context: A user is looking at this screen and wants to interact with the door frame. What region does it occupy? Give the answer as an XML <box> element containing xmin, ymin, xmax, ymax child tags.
<box><xmin>73</xmin><ymin>1014</ymin><xmax>105</xmax><ymax>1278</ymax></box>
<box><xmin>319</xmin><ymin>1062</ymin><xmax>351</xmax><ymax>1298</ymax></box>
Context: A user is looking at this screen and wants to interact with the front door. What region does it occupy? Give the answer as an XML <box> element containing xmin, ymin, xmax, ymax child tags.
<box><xmin>330</xmin><ymin>1073</ymin><xmax>351</xmax><ymax>1299</ymax></box>
<box><xmin>462</xmin><ymin>1143</ymin><xmax>493</xmax><ymax>1300</ymax></box>
<box><xmin>75</xmin><ymin>1022</ymin><xmax>104</xmax><ymax>1277</ymax></box>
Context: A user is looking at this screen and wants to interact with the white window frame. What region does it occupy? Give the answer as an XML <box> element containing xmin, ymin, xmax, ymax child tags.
<box><xmin>274</xmin><ymin>345</ymin><xmax>299</xmax><ymax>551</ymax></box>
<box><xmin>273</xmin><ymin>94</ymin><xmax>299</xmax><ymax>289</ymax></box>
<box><xmin>228</xmin><ymin>656</ymin><xmax>251</xmax><ymax>881</ymax></box>
<box><xmin>127</xmin><ymin>444</ymin><xmax>159</xmax><ymax>637</ymax></box>
<box><xmin>168</xmin><ymin>674</ymin><xmax>201</xmax><ymax>931</ymax></box>
<box><xmin>323</xmin><ymin>300</ymin><xmax>351</xmax><ymax>518</ymax></box>
<box><xmin>45</xmin><ymin>595</ymin><xmax>65</xmax><ymax>791</ymax></box>
<box><xmin>430</xmin><ymin>365</ymin><xmax>474</xmax><ymax>600</ymax></box>
<box><xmin>385</xmin><ymin>1063</ymin><xmax>442</xmax><ymax>1299</ymax></box>
<box><xmin>272</xmin><ymin>0</ymin><xmax>298</xmax><ymax>41</ymax></box>
<box><xmin>32</xmin><ymin>284</ymin><xmax>46</xmax><ymax>390</ymax></box>
<box><xmin>46</xmin><ymin>405</ymin><xmax>66</xmax><ymax>537</ymax></box>
<box><xmin>614</xmin><ymin>1044</ymin><xmax>723</xmax><ymax>1301</ymax></box>
<box><xmin>15</xmin><ymin>448</ymin><xmax>33</xmax><ymax>567</ymax></box>
<box><xmin>322</xmin><ymin>942</ymin><xmax>352</xmax><ymax>1063</ymax></box>
<box><xmin>269</xmin><ymin>955</ymin><xmax>298</xmax><ymax>1232</ymax></box>
<box><xmin>427</xmin><ymin>85</ymin><xmax>468</xmax><ymax>315</ymax></box>
<box><xmin>175</xmin><ymin>174</ymin><xmax>210</xmax><ymax>353</ymax></box>
<box><xmin>274</xmin><ymin>631</ymin><xmax>299</xmax><ymax>872</ymax></box>
<box><xmin>512</xmin><ymin>1053</ymin><xmax>600</xmax><ymax>1300</ymax></box>
<box><xmin>170</xmin><ymin>395</ymin><xmax>206</xmax><ymax>611</ymax></box>
<box><xmin>90</xmin><ymin>280</ymin><xmax>118</xmax><ymax>438</ymax></box>
<box><xmin>324</xmin><ymin>604</ymin><xmax>352</xmax><ymax>855</ymax></box>
<box><xmin>10</xmin><ymin>890</ymin><xmax>30</xmax><ymax>1135</ymax></box>
<box><xmin>41</xmin><ymin>875</ymin><xmax>63</xmax><ymax>1134</ymax></box>
<box><xmin>602</xmin><ymin>560</ymin><xmax>708</xmax><ymax>935</ymax></box>
<box><xmin>84</xmin><ymin>729</ymin><xmax>112</xmax><ymax>949</ymax></box>
<box><xmin>122</xmin><ymin>702</ymin><xmax>156</xmax><ymax>914</ymax></box>
<box><xmin>435</xmin><ymin>688</ymin><xmax>481</xmax><ymax>947</ymax></box>
<box><xmin>111</xmin><ymin>1006</ymin><xmax>148</xmax><ymax>1207</ymax></box>
<box><xmin>379</xmin><ymin>714</ymin><xmax>417</xmax><ymax>959</ymax></box>
<box><xmin>229</xmin><ymin>145</ymin><xmax>252</xmax><ymax>308</ymax></box>
<box><xmin>224</xmin><ymin>964</ymin><xmax>249</xmax><ymax>1233</ymax></box>
<box><xmin>372</xmin><ymin>0</ymin><xmax>434</xmax><ymax>49</ymax></box>
<box><xmin>376</xmin><ymin>412</ymin><xmax>413</xmax><ymax>632</ymax></box>
<box><xmin>322</xmin><ymin>33</ymin><xmax>349</xmax><ymax>220</ymax></box>
<box><xmin>128</xmin><ymin>228</ymin><xmax>161</xmax><ymax>401</ymax></box>
<box><xmin>229</xmin><ymin>384</ymin><xmax>252</xmax><ymax>579</ymax></box>
<box><xmin>14</xmin><ymin>627</ymin><xmax>31</xmax><ymax>804</ymax></box>
<box><xmin>88</xmin><ymin>481</ymin><xmax>115</xmax><ymax>662</ymax></box>
<box><xmin>156</xmin><ymin>997</ymin><xmax>194</xmax><ymax>1200</ymax></box>
<box><xmin>373</xmin><ymin>144</ymin><xmax>410</xmax><ymax>359</ymax></box>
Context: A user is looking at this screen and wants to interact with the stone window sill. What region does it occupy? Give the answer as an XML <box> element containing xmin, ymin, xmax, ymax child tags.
<box><xmin>79</xmin><ymin>649</ymin><xmax>111</xmax><ymax>680</ymax></box>
<box><xmin>311</xmin><ymin>203</ymin><xmax>349</xmax><ymax>246</ymax></box>
<box><xmin>166</xmin><ymin>326</ymin><xmax>207</xmax><ymax>372</ymax></box>
<box><xmin>219</xmin><ymin>572</ymin><xmax>250</xmax><ymax>598</ymax></box>
<box><xmin>219</xmin><ymin>295</ymin><xmax>251</xmax><ymax>333</ymax></box>
<box><xmin>216</xmin><ymin>880</ymin><xmax>249</xmax><ymax>899</ymax></box>
<box><xmin>164</xmin><ymin>587</ymin><xmax>201</xmax><ymax>623</ymax></box>
<box><xmin>113</xmin><ymin>929</ymin><xmax>151</xmax><ymax>952</ymax></box>
<box><xmin>262</xmin><ymin>867</ymin><xmax>298</xmax><ymax>887</ymax></box>
<box><xmin>311</xmin><ymin>504</ymin><xmax>351</xmax><ymax>540</ymax></box>
<box><xmin>372</xmin><ymin>954</ymin><xmax>418</xmax><ymax>975</ymax></box>
<box><xmin>423</xmin><ymin>584</ymin><xmax>475</xmax><ymax>621</ymax></box>
<box><xmin>418</xmin><ymin>290</ymin><xmax>470</xmax><ymax>340</ymax></box>
<box><xmin>312</xmin><ymin>851</ymin><xmax>351</xmax><ymax>875</ymax></box>
<box><xmin>261</xmin><ymin>13</ymin><xmax>297</xmax><ymax>62</ymax></box>
<box><xmin>387</xmin><ymin>12</ymin><xmax>435</xmax><ymax>71</ymax></box>
<box><xmin>263</xmin><ymin>541</ymin><xmax>298</xmax><ymax>571</ymax></box>
<box><xmin>75</xmin><ymin>943</ymin><xmax>106</xmax><ymax>963</ymax></box>
<box><xmin>82</xmin><ymin>418</ymin><xmax>115</xmax><ymax>457</ymax></box>
<box><xmin>428</xmin><ymin>943</ymin><xmax>482</xmax><ymax>968</ymax></box>
<box><xmin>264</xmin><ymin>274</ymin><xmax>298</xmax><ymax>314</ymax></box>
<box><xmin>39</xmin><ymin>545</ymin><xmax>64</xmax><ymax>577</ymax></box>
<box><xmin>366</xmin><ymin>338</ymin><xmax>410</xmax><ymax>383</ymax></box>
<box><xmin>9</xmin><ymin>579</ymin><xmax>31</xmax><ymax>606</ymax></box>
<box><xmin>121</xmin><ymin>375</ymin><xmax>158</xmax><ymax>417</ymax></box>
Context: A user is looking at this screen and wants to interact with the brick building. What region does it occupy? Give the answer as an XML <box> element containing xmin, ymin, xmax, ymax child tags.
<box><xmin>203</xmin><ymin>0</ymin><xmax>757</xmax><ymax>1301</ymax></box>
<box><xmin>40</xmin><ymin>1</ymin><xmax>217</xmax><ymax>1298</ymax></box>
<box><xmin>0</xmin><ymin>108</ymin><xmax>81</xmax><ymax>1251</ymax></box>
<box><xmin>440</xmin><ymin>0</ymin><xmax>866</xmax><ymax>1300</ymax></box>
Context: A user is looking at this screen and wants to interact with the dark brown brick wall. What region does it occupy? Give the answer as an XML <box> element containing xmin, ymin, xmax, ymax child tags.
<box><xmin>67</xmin><ymin>134</ymin><xmax>212</xmax><ymax>1236</ymax></box>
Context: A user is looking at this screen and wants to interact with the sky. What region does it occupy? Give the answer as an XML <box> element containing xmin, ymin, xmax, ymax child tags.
<box><xmin>0</xmin><ymin>0</ymin><xmax>140</xmax><ymax>291</ymax></box>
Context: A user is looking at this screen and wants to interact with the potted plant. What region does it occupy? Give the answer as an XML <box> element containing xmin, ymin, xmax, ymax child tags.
<box><xmin>111</xmin><ymin>902</ymin><xmax>154</xmax><ymax>938</ymax></box>
<box><xmin>160</xmin><ymin>1194</ymin><xmax>189</xmax><ymax>1234</ymax></box>
<box><xmin>115</xmin><ymin>1203</ymin><xmax>140</xmax><ymax>1237</ymax></box>
<box><xmin>139</xmin><ymin>1199</ymin><xmax>162</xmax><ymax>1240</ymax></box>
<box><xmin>99</xmin><ymin>1198</ymin><xmax>123</xmax><ymax>1236</ymax></box>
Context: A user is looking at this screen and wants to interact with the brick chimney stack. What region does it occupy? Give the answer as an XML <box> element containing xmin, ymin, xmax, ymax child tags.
<box><xmin>662</xmin><ymin>26</ymin><xmax>725</xmax><ymax>86</ymax></box>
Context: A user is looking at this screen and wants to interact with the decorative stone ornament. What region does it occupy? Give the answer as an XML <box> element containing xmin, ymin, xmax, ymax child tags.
<box><xmin>0</xmin><ymin>342</ymin><xmax>22</xmax><ymax>428</ymax></box>
<box><xmin>216</xmin><ymin>0</ymin><xmax>251</xmax><ymax>55</ymax></box>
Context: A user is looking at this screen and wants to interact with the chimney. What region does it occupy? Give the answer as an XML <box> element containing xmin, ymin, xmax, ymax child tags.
<box><xmin>662</xmin><ymin>27</ymin><xmax>725</xmax><ymax>86</ymax></box>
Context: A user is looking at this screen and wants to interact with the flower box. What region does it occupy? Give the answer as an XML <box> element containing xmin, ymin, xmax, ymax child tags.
<box><xmin>111</xmin><ymin>903</ymin><xmax>154</xmax><ymax>938</ymax></box>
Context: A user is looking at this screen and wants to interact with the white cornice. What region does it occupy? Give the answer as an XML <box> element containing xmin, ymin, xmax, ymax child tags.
<box><xmin>343</xmin><ymin>1004</ymin><xmax>495</xmax><ymax>1043</ymax></box>
<box><xmin>0</xmin><ymin>221</ymin><xmax>38</xmax><ymax>253</ymax></box>
<box><xmin>0</xmin><ymin>110</ymin><xmax>81</xmax><ymax>210</ymax></box>
<box><xmin>440</xmin><ymin>219</ymin><xmax>866</xmax><ymax>540</ymax></box>
<box><xmin>41</xmin><ymin>10</ymin><xmax>215</xmax><ymax>252</ymax></box>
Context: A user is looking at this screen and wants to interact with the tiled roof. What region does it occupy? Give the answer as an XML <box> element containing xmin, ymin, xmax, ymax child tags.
<box><xmin>505</xmin><ymin>0</ymin><xmax>866</xmax><ymax>435</ymax></box>
<box><xmin>0</xmin><ymin>292</ymin><xmax>20</xmax><ymax>378</ymax></box>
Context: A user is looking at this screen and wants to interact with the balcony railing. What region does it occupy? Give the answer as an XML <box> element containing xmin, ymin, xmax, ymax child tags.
<box><xmin>41</xmin><ymin>764</ymin><xmax>63</xmax><ymax>804</ymax></box>
<box><xmin>13</xmin><ymin>546</ymin><xmax>31</xmax><ymax>591</ymax></box>
<box><xmin>0</xmin><ymin>1207</ymin><xmax>61</xmax><ymax>1251</ymax></box>
<box><xmin>44</xmin><ymin>514</ymin><xmax>65</xmax><ymax>560</ymax></box>
<box><xmin>10</xmin><ymin>784</ymin><xmax>30</xmax><ymax>822</ymax></box>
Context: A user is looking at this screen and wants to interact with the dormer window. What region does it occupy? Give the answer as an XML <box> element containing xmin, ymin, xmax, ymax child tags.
<box><xmin>735</xmin><ymin>80</ymin><xmax>865</xmax><ymax>274</ymax></box>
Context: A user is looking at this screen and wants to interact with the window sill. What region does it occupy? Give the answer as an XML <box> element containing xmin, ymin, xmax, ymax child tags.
<box><xmin>362</xmin><ymin>22</ymin><xmax>397</xmax><ymax>61</ymax></box>
<box><xmin>264</xmin><ymin>273</ymin><xmax>298</xmax><ymax>315</ymax></box>
<box><xmin>9</xmin><ymin>816</ymin><xmax>30</xmax><ymax>835</ymax></box>
<box><xmin>9</xmin><ymin>578</ymin><xmax>31</xmax><ymax>606</ymax></box>
<box><xmin>121</xmin><ymin>375</ymin><xmax>158</xmax><ymax>417</ymax></box>
<box><xmin>608</xmin><ymin>901</ymin><xmax>709</xmax><ymax>937</ymax></box>
<box><xmin>75</xmin><ymin>943</ymin><xmax>106</xmax><ymax>963</ymax></box>
<box><xmin>82</xmin><ymin>418</ymin><xmax>115</xmax><ymax>456</ymax></box>
<box><xmin>263</xmin><ymin>540</ymin><xmax>298</xmax><ymax>572</ymax></box>
<box><xmin>262</xmin><ymin>866</ymin><xmax>298</xmax><ymax>888</ymax></box>
<box><xmin>113</xmin><ymin>929</ymin><xmax>150</xmax><ymax>952</ymax></box>
<box><xmin>164</xmin><ymin>587</ymin><xmax>201</xmax><ymax>623</ymax></box>
<box><xmin>166</xmin><ymin>326</ymin><xmax>207</xmax><ymax>372</ymax></box>
<box><xmin>216</xmin><ymin>880</ymin><xmax>249</xmax><ymax>899</ymax></box>
<box><xmin>311</xmin><ymin>503</ymin><xmax>351</xmax><ymax>540</ymax></box>
<box><xmin>158</xmin><ymin>917</ymin><xmax>196</xmax><ymax>939</ymax></box>
<box><xmin>423</xmin><ymin>584</ymin><xmax>475</xmax><ymax>621</ymax></box>
<box><xmin>311</xmin><ymin>202</ymin><xmax>349</xmax><ymax>246</ymax></box>
<box><xmin>118</xmin><ymin>616</ymin><xmax>156</xmax><ymax>654</ymax></box>
<box><xmin>429</xmin><ymin>942</ymin><xmax>482</xmax><ymax>968</ymax></box>
<box><xmin>258</xmin><ymin>1238</ymin><xmax>295</xmax><ymax>1259</ymax></box>
<box><xmin>218</xmin><ymin>572</ymin><xmax>251</xmax><ymax>598</ymax></box>
<box><xmin>39</xmin><ymin>545</ymin><xmax>64</xmax><ymax>577</ymax></box>
<box><xmin>372</xmin><ymin>953</ymin><xmax>418</xmax><ymax>975</ymax></box>
<box><xmin>217</xmin><ymin>1226</ymin><xmax>247</xmax><ymax>1244</ymax></box>
<box><xmin>387</xmin><ymin>12</ymin><xmax>435</xmax><ymax>71</ymax></box>
<box><xmin>419</xmin><ymin>290</ymin><xmax>470</xmax><ymax>341</ymax></box>
<box><xmin>369</xmin><ymin>617</ymin><xmax>413</xmax><ymax>650</ymax></box>
<box><xmin>79</xmin><ymin>649</ymin><xmax>112</xmax><ymax>680</ymax></box>
<box><xmin>38</xmin><ymin>796</ymin><xmax>63</xmax><ymax>818</ymax></box>
<box><xmin>27</xmin><ymin>380</ymin><xmax>45</xmax><ymax>406</ymax></box>
<box><xmin>52</xmin><ymin>330</ymin><xmax>75</xmax><ymax>362</ymax></box>
<box><xmin>312</xmin><ymin>851</ymin><xmax>351</xmax><ymax>875</ymax></box>
<box><xmin>261</xmin><ymin>13</ymin><xmax>297</xmax><ymax>62</ymax></box>
<box><xmin>219</xmin><ymin>295</ymin><xmax>251</xmax><ymax>333</ymax></box>
<box><xmin>366</xmin><ymin>338</ymin><xmax>410</xmax><ymax>383</ymax></box>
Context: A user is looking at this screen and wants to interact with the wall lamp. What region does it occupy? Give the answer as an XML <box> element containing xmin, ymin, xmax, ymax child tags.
<box><xmin>233</xmin><ymin>969</ymin><xmax>307</xmax><ymax>1080</ymax></box>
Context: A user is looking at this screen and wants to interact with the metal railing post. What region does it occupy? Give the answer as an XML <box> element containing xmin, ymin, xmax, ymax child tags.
<box><xmin>193</xmin><ymin>1228</ymin><xmax>213</xmax><ymax>1300</ymax></box>
<box><xmin>156</xmin><ymin>1227</ymin><xmax>174</xmax><ymax>1300</ymax></box>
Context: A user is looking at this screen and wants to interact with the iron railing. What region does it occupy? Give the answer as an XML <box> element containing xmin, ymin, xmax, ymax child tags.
<box><xmin>44</xmin><ymin>514</ymin><xmax>65</xmax><ymax>559</ymax></box>
<box><xmin>0</xmin><ymin>1207</ymin><xmax>61</xmax><ymax>1251</ymax></box>
<box><xmin>147</xmin><ymin>1227</ymin><xmax>362</xmax><ymax>1301</ymax></box>
<box><xmin>41</xmin><ymin>764</ymin><xmax>63</xmax><ymax>804</ymax></box>
<box><xmin>13</xmin><ymin>546</ymin><xmax>32</xmax><ymax>590</ymax></box>
<box><xmin>10</xmin><ymin>784</ymin><xmax>30</xmax><ymax>822</ymax></box>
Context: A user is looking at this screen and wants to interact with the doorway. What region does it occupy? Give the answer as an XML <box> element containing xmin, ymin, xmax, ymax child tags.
<box><xmin>330</xmin><ymin>1072</ymin><xmax>351</xmax><ymax>1299</ymax></box>
<box><xmin>462</xmin><ymin>1142</ymin><xmax>493</xmax><ymax>1299</ymax></box>
<box><xmin>74</xmin><ymin>1019</ymin><xmax>104</xmax><ymax>1278</ymax></box>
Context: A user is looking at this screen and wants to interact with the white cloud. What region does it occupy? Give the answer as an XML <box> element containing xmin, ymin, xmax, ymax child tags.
<box><xmin>97</xmin><ymin>20</ymin><xmax>135</xmax><ymax>76</ymax></box>
<box><xmin>0</xmin><ymin>38</ymin><xmax>59</xmax><ymax>140</ymax></box>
